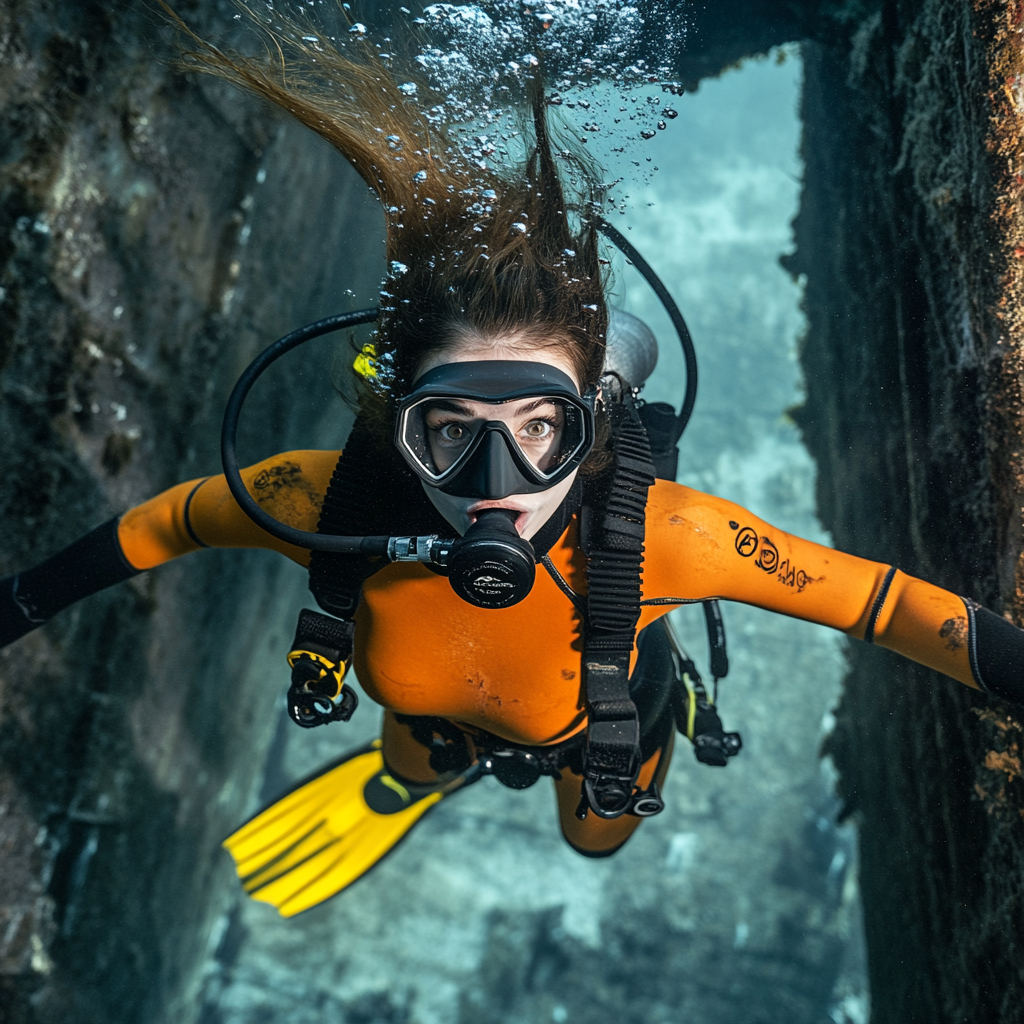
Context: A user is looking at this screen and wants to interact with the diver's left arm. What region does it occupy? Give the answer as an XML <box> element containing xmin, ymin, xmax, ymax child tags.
<box><xmin>646</xmin><ymin>484</ymin><xmax>1023</xmax><ymax>703</ymax></box>
<box><xmin>0</xmin><ymin>450</ymin><xmax>336</xmax><ymax>648</ymax></box>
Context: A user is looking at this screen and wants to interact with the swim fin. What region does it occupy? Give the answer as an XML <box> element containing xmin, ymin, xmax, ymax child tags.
<box><xmin>224</xmin><ymin>740</ymin><xmax>469</xmax><ymax>916</ymax></box>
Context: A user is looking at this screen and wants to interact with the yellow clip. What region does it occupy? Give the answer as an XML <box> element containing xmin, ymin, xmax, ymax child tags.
<box><xmin>353</xmin><ymin>343</ymin><xmax>378</xmax><ymax>380</ymax></box>
<box><xmin>287</xmin><ymin>648</ymin><xmax>345</xmax><ymax>697</ymax></box>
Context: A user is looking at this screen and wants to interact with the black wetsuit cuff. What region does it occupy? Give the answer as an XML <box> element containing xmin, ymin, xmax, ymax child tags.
<box><xmin>1</xmin><ymin>517</ymin><xmax>140</xmax><ymax>648</ymax></box>
<box><xmin>964</xmin><ymin>599</ymin><xmax>1024</xmax><ymax>705</ymax></box>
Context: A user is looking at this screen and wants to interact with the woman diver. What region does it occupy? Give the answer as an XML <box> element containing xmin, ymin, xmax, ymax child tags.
<box><xmin>2</xmin><ymin>12</ymin><xmax>1023</xmax><ymax>918</ymax></box>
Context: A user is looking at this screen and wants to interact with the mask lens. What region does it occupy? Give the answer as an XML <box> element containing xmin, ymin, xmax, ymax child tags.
<box><xmin>400</xmin><ymin>395</ymin><xmax>588</xmax><ymax>483</ymax></box>
<box><xmin>401</xmin><ymin>399</ymin><xmax>485</xmax><ymax>478</ymax></box>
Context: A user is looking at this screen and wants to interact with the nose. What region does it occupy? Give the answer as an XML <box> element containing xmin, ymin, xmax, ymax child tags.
<box><xmin>440</xmin><ymin>428</ymin><xmax>524</xmax><ymax>500</ymax></box>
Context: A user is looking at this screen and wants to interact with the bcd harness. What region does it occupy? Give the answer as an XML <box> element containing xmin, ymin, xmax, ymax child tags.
<box><xmin>283</xmin><ymin>380</ymin><xmax>740</xmax><ymax>820</ymax></box>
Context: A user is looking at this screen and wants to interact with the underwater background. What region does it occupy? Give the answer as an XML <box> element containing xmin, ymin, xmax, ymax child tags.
<box><xmin>200</xmin><ymin>50</ymin><xmax>868</xmax><ymax>1024</ymax></box>
<box><xmin>8</xmin><ymin>1</ymin><xmax>1024</xmax><ymax>1020</ymax></box>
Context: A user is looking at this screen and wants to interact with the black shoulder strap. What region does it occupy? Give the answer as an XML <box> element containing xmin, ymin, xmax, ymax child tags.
<box><xmin>580</xmin><ymin>386</ymin><xmax>656</xmax><ymax>818</ymax></box>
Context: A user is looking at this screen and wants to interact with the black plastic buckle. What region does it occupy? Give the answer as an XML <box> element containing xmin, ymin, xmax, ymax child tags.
<box><xmin>285</xmin><ymin>609</ymin><xmax>357</xmax><ymax>728</ymax></box>
<box><xmin>691</xmin><ymin>698</ymin><xmax>742</xmax><ymax>767</ymax></box>
<box><xmin>581</xmin><ymin>775</ymin><xmax>634</xmax><ymax>819</ymax></box>
<box><xmin>580</xmin><ymin>712</ymin><xmax>642</xmax><ymax>819</ymax></box>
<box><xmin>631</xmin><ymin>781</ymin><xmax>665</xmax><ymax>817</ymax></box>
<box><xmin>575</xmin><ymin>776</ymin><xmax>665</xmax><ymax>820</ymax></box>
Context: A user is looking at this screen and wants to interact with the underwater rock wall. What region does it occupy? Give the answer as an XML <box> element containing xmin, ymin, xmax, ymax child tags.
<box><xmin>0</xmin><ymin>3</ymin><xmax>381</xmax><ymax>1020</ymax></box>
<box><xmin>792</xmin><ymin>1</ymin><xmax>1024</xmax><ymax>1020</ymax></box>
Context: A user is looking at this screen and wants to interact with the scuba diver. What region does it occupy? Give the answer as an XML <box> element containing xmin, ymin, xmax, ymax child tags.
<box><xmin>2</xmin><ymin>15</ymin><xmax>1024</xmax><ymax>919</ymax></box>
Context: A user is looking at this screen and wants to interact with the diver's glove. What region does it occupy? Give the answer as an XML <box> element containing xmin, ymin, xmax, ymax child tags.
<box><xmin>0</xmin><ymin>518</ymin><xmax>139</xmax><ymax>649</ymax></box>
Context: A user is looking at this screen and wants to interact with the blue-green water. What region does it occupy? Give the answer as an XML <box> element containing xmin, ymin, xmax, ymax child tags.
<box><xmin>203</xmin><ymin>49</ymin><xmax>868</xmax><ymax>1024</ymax></box>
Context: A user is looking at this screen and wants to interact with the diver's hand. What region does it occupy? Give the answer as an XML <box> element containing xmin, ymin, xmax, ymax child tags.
<box><xmin>0</xmin><ymin>574</ymin><xmax>41</xmax><ymax>648</ymax></box>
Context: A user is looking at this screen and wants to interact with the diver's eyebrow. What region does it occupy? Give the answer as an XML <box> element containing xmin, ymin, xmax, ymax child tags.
<box><xmin>424</xmin><ymin>399</ymin><xmax>475</xmax><ymax>415</ymax></box>
<box><xmin>513</xmin><ymin>397</ymin><xmax>560</xmax><ymax>415</ymax></box>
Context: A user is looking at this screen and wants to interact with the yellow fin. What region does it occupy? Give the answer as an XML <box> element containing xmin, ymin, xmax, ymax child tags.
<box><xmin>223</xmin><ymin>745</ymin><xmax>441</xmax><ymax>916</ymax></box>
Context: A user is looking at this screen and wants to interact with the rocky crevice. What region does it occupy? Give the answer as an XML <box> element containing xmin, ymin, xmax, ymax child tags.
<box><xmin>0</xmin><ymin>3</ymin><xmax>379</xmax><ymax>1020</ymax></box>
<box><xmin>791</xmin><ymin>1</ymin><xmax>1024</xmax><ymax>1020</ymax></box>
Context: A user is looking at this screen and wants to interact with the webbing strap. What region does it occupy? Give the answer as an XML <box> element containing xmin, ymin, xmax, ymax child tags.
<box><xmin>581</xmin><ymin>389</ymin><xmax>656</xmax><ymax>817</ymax></box>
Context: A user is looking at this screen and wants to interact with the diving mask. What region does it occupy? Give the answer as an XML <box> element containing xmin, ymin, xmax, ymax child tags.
<box><xmin>395</xmin><ymin>361</ymin><xmax>597</xmax><ymax>500</ymax></box>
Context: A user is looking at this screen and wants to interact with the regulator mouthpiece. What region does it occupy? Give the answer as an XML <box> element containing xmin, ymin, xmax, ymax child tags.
<box><xmin>446</xmin><ymin>509</ymin><xmax>536</xmax><ymax>609</ymax></box>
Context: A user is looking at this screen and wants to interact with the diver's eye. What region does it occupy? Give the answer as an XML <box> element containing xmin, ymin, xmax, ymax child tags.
<box><xmin>439</xmin><ymin>422</ymin><xmax>469</xmax><ymax>442</ymax></box>
<box><xmin>522</xmin><ymin>420</ymin><xmax>553</xmax><ymax>439</ymax></box>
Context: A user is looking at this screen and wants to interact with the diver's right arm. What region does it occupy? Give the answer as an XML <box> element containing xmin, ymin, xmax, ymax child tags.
<box><xmin>0</xmin><ymin>450</ymin><xmax>337</xmax><ymax>648</ymax></box>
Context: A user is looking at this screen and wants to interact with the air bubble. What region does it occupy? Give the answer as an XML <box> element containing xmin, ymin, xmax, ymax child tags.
<box><xmin>398</xmin><ymin>82</ymin><xmax>418</xmax><ymax>96</ymax></box>
<box><xmin>413</xmin><ymin>170</ymin><xmax>428</xmax><ymax>183</ymax></box>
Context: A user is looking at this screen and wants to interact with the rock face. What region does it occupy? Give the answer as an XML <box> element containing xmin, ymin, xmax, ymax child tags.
<box><xmin>790</xmin><ymin>2</ymin><xmax>1024</xmax><ymax>1021</ymax></box>
<box><xmin>0</xmin><ymin>3</ymin><xmax>380</xmax><ymax>1019</ymax></box>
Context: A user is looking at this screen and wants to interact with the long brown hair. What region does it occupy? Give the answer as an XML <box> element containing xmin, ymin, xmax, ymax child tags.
<box><xmin>165</xmin><ymin>4</ymin><xmax>609</xmax><ymax>412</ymax></box>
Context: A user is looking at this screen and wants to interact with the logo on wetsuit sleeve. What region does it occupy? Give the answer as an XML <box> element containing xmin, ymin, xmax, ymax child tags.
<box><xmin>729</xmin><ymin>521</ymin><xmax>814</xmax><ymax>592</ymax></box>
<box><xmin>734</xmin><ymin>527</ymin><xmax>759</xmax><ymax>557</ymax></box>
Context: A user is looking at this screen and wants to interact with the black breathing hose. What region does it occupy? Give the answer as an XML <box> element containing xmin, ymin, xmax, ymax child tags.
<box><xmin>220</xmin><ymin>308</ymin><xmax>390</xmax><ymax>555</ymax></box>
<box><xmin>220</xmin><ymin>229</ymin><xmax>696</xmax><ymax>552</ymax></box>
<box><xmin>594</xmin><ymin>218</ymin><xmax>698</xmax><ymax>443</ymax></box>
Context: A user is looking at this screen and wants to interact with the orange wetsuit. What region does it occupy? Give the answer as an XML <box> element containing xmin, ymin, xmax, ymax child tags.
<box><xmin>114</xmin><ymin>449</ymin><xmax>979</xmax><ymax>854</ymax></box>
